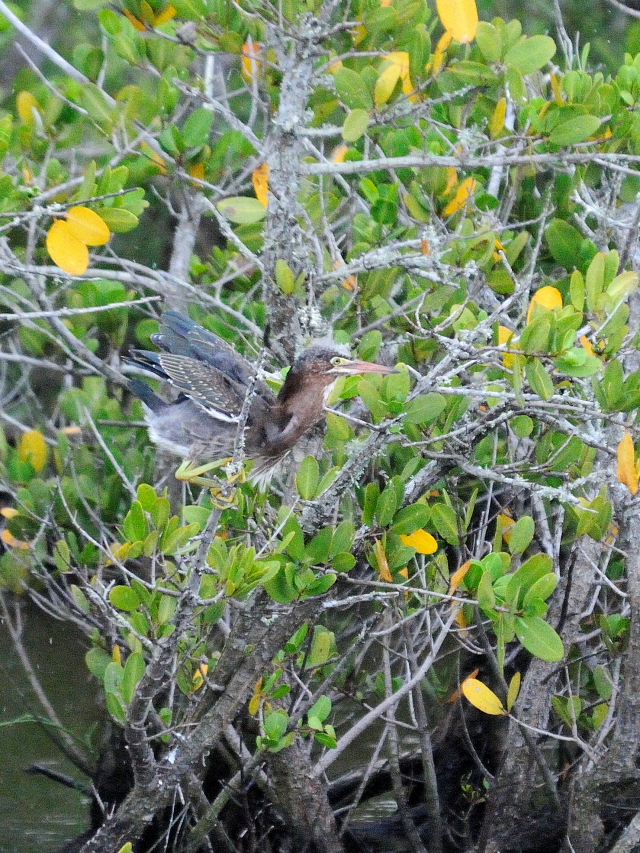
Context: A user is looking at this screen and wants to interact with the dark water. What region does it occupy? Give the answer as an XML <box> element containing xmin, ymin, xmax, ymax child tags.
<box><xmin>0</xmin><ymin>599</ymin><xmax>101</xmax><ymax>853</ymax></box>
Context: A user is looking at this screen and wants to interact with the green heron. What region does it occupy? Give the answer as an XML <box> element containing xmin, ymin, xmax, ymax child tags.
<box><xmin>127</xmin><ymin>311</ymin><xmax>397</xmax><ymax>488</ymax></box>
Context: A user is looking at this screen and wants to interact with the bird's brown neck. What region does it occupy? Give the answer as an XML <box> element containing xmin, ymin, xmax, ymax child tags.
<box><xmin>256</xmin><ymin>368</ymin><xmax>333</xmax><ymax>456</ymax></box>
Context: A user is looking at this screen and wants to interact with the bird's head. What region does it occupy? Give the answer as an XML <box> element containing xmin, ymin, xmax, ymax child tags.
<box><xmin>276</xmin><ymin>344</ymin><xmax>398</xmax><ymax>410</ymax></box>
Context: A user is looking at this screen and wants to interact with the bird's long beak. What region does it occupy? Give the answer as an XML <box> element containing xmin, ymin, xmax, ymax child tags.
<box><xmin>332</xmin><ymin>358</ymin><xmax>399</xmax><ymax>376</ymax></box>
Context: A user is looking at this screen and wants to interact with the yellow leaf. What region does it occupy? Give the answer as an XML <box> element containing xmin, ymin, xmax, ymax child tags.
<box><xmin>429</xmin><ymin>31</ymin><xmax>452</xmax><ymax>75</ymax></box>
<box><xmin>498</xmin><ymin>325</ymin><xmax>516</xmax><ymax>369</ymax></box>
<box><xmin>461</xmin><ymin>677</ymin><xmax>506</xmax><ymax>715</ymax></box>
<box><xmin>400</xmin><ymin>529</ymin><xmax>438</xmax><ymax>554</ymax></box>
<box><xmin>332</xmin><ymin>143</ymin><xmax>349</xmax><ymax>163</ymax></box>
<box><xmin>108</xmin><ymin>541</ymin><xmax>133</xmax><ymax>564</ymax></box>
<box><xmin>192</xmin><ymin>663</ymin><xmax>208</xmax><ymax>691</ymax></box>
<box><xmin>122</xmin><ymin>8</ymin><xmax>146</xmax><ymax>30</ymax></box>
<box><xmin>375</xmin><ymin>63</ymin><xmax>401</xmax><ymax>107</ymax></box>
<box><xmin>352</xmin><ymin>22</ymin><xmax>367</xmax><ymax>45</ymax></box>
<box><xmin>498</xmin><ymin>512</ymin><xmax>516</xmax><ymax>544</ymax></box>
<box><xmin>617</xmin><ymin>432</ymin><xmax>638</xmax><ymax>495</ymax></box>
<box><xmin>449</xmin><ymin>560</ymin><xmax>470</xmax><ymax>594</ymax></box>
<box><xmin>1</xmin><ymin>529</ymin><xmax>30</xmax><ymax>550</ymax></box>
<box><xmin>507</xmin><ymin>672</ymin><xmax>521</xmax><ymax>711</ymax></box>
<box><xmin>375</xmin><ymin>538</ymin><xmax>393</xmax><ymax>582</ymax></box>
<box><xmin>442</xmin><ymin>176</ymin><xmax>477</xmax><ymax>216</ymax></box>
<box><xmin>155</xmin><ymin>4</ymin><xmax>176</xmax><ymax>24</ymax></box>
<box><xmin>436</xmin><ymin>0</ymin><xmax>479</xmax><ymax>44</ymax></box>
<box><xmin>550</xmin><ymin>74</ymin><xmax>563</xmax><ymax>104</ymax></box>
<box><xmin>17</xmin><ymin>91</ymin><xmax>40</xmax><ymax>126</ymax></box>
<box><xmin>66</xmin><ymin>206</ymin><xmax>110</xmax><ymax>246</ymax></box>
<box><xmin>526</xmin><ymin>285</ymin><xmax>562</xmax><ymax>324</ymax></box>
<box><xmin>579</xmin><ymin>334</ymin><xmax>595</xmax><ymax>356</ymax></box>
<box><xmin>1</xmin><ymin>507</ymin><xmax>19</xmax><ymax>519</ymax></box>
<box><xmin>112</xmin><ymin>644</ymin><xmax>122</xmax><ymax>665</ymax></box>
<box><xmin>252</xmin><ymin>163</ymin><xmax>269</xmax><ymax>207</ymax></box>
<box><xmin>448</xmin><ymin>668</ymin><xmax>479</xmax><ymax>702</ymax></box>
<box><xmin>46</xmin><ymin>220</ymin><xmax>90</xmax><ymax>275</ymax></box>
<box><xmin>444</xmin><ymin>167</ymin><xmax>458</xmax><ymax>194</ymax></box>
<box><xmin>241</xmin><ymin>40</ymin><xmax>263</xmax><ymax>83</ymax></box>
<box><xmin>18</xmin><ymin>429</ymin><xmax>48</xmax><ymax>471</ymax></box>
<box><xmin>139</xmin><ymin>0</ymin><xmax>156</xmax><ymax>24</ymax></box>
<box><xmin>490</xmin><ymin>97</ymin><xmax>507</xmax><ymax>138</ymax></box>
<box><xmin>188</xmin><ymin>162</ymin><xmax>205</xmax><ymax>183</ymax></box>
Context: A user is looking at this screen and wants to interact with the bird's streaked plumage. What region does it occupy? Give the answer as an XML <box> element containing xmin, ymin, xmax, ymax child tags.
<box><xmin>127</xmin><ymin>311</ymin><xmax>397</xmax><ymax>487</ymax></box>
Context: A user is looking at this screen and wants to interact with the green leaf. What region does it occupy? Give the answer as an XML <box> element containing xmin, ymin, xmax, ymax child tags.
<box><xmin>106</xmin><ymin>690</ymin><xmax>126</xmax><ymax>722</ymax></box>
<box><xmin>85</xmin><ymin>646</ymin><xmax>111</xmax><ymax>679</ymax></box>
<box><xmin>375</xmin><ymin>486</ymin><xmax>397</xmax><ymax>527</ymax></box>
<box><xmin>95</xmin><ymin>207</ymin><xmax>140</xmax><ymax>232</ymax></box>
<box><xmin>123</xmin><ymin>500</ymin><xmax>148</xmax><ymax>542</ymax></box>
<box><xmin>522</xmin><ymin>573</ymin><xmax>558</xmax><ymax>608</ymax></box>
<box><xmin>296</xmin><ymin>455</ymin><xmax>320</xmax><ymax>500</ymax></box>
<box><xmin>507</xmin><ymin>516</ymin><xmax>535</xmax><ymax>555</ymax></box>
<box><xmin>391</xmin><ymin>502</ymin><xmax>430</xmax><ymax>536</ymax></box>
<box><xmin>331</xmin><ymin>552</ymin><xmax>356</xmax><ymax>572</ymax></box>
<box><xmin>264</xmin><ymin>563</ymin><xmax>298</xmax><ymax>604</ymax></box>
<box><xmin>477</xmin><ymin>570</ymin><xmax>496</xmax><ymax>613</ymax></box>
<box><xmin>307</xmin><ymin>695</ymin><xmax>332</xmax><ymax>725</ymax></box>
<box><xmin>80</xmin><ymin>83</ymin><xmax>113</xmax><ymax>126</ymax></box>
<box><xmin>507</xmin><ymin>672</ymin><xmax>521</xmax><ymax>711</ymax></box>
<box><xmin>333</xmin><ymin>67</ymin><xmax>373</xmax><ymax>111</ymax></box>
<box><xmin>545</xmin><ymin>219</ymin><xmax>584</xmax><ymax>269</ymax></box>
<box><xmin>109</xmin><ymin>585</ymin><xmax>141</xmax><ymax>612</ymax></box>
<box><xmin>342</xmin><ymin>108</ymin><xmax>370</xmax><ymax>142</ymax></box>
<box><xmin>503</xmin><ymin>35</ymin><xmax>556</xmax><ymax>74</ymax></box>
<box><xmin>510</xmin><ymin>415</ymin><xmax>534</xmax><ymax>437</ymax></box>
<box><xmin>122</xmin><ymin>651</ymin><xmax>146</xmax><ymax>703</ymax></box>
<box><xmin>403</xmin><ymin>393</ymin><xmax>447</xmax><ymax>424</ymax></box>
<box><xmin>515</xmin><ymin>616</ymin><xmax>564</xmax><ymax>661</ymax></box>
<box><xmin>182</xmin><ymin>107</ymin><xmax>214</xmax><ymax>147</ymax></box>
<box><xmin>520</xmin><ymin>317</ymin><xmax>551</xmax><ymax>355</ymax></box>
<box><xmin>548</xmin><ymin>115</ymin><xmax>602</xmax><ymax>146</ymax></box>
<box><xmin>217</xmin><ymin>197</ymin><xmax>267</xmax><ymax>224</ymax></box>
<box><xmin>476</xmin><ymin>22</ymin><xmax>502</xmax><ymax>62</ymax></box>
<box><xmin>430</xmin><ymin>503</ymin><xmax>459</xmax><ymax>546</ymax></box>
<box><xmin>304</xmin><ymin>574</ymin><xmax>336</xmax><ymax>597</ymax></box>
<box><xmin>525</xmin><ymin>358</ymin><xmax>555</xmax><ymax>400</ymax></box>
<box><xmin>306</xmin><ymin>527</ymin><xmax>333</xmax><ymax>564</ymax></box>
<box><xmin>171</xmin><ymin>0</ymin><xmax>208</xmax><ymax>18</ymax></box>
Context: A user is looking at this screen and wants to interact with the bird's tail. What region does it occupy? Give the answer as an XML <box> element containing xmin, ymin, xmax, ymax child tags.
<box><xmin>128</xmin><ymin>378</ymin><xmax>165</xmax><ymax>412</ymax></box>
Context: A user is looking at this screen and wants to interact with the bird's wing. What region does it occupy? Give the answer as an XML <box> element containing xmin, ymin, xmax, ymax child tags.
<box><xmin>154</xmin><ymin>353</ymin><xmax>246</xmax><ymax>421</ymax></box>
<box><xmin>156</xmin><ymin>313</ymin><xmax>253</xmax><ymax>381</ymax></box>
<box><xmin>154</xmin><ymin>312</ymin><xmax>277</xmax><ymax>405</ymax></box>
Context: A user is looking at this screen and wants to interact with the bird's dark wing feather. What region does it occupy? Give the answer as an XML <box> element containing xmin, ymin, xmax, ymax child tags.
<box><xmin>154</xmin><ymin>312</ymin><xmax>257</xmax><ymax>386</ymax></box>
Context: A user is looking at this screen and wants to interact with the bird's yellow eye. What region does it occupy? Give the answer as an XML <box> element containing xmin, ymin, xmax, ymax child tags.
<box><xmin>330</xmin><ymin>356</ymin><xmax>345</xmax><ymax>366</ymax></box>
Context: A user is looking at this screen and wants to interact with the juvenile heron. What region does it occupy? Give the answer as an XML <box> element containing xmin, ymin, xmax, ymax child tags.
<box><xmin>127</xmin><ymin>311</ymin><xmax>397</xmax><ymax>487</ymax></box>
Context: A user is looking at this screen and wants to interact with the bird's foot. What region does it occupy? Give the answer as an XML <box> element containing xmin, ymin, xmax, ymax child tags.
<box><xmin>174</xmin><ymin>459</ymin><xmax>246</xmax><ymax>507</ymax></box>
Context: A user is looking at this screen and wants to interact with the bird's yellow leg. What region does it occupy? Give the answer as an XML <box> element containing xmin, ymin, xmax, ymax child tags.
<box><xmin>174</xmin><ymin>460</ymin><xmax>246</xmax><ymax>508</ymax></box>
<box><xmin>174</xmin><ymin>458</ymin><xmax>230</xmax><ymax>488</ymax></box>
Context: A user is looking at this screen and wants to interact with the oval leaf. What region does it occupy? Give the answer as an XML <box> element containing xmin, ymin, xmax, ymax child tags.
<box><xmin>436</xmin><ymin>0</ymin><xmax>478</xmax><ymax>44</ymax></box>
<box><xmin>617</xmin><ymin>431</ymin><xmax>638</xmax><ymax>495</ymax></box>
<box><xmin>66</xmin><ymin>206</ymin><xmax>110</xmax><ymax>245</ymax></box>
<box><xmin>461</xmin><ymin>677</ymin><xmax>506</xmax><ymax>715</ymax></box>
<box><xmin>503</xmin><ymin>35</ymin><xmax>556</xmax><ymax>74</ymax></box>
<box><xmin>515</xmin><ymin>615</ymin><xmax>564</xmax><ymax>661</ymax></box>
<box><xmin>46</xmin><ymin>220</ymin><xmax>89</xmax><ymax>275</ymax></box>
<box><xmin>548</xmin><ymin>115</ymin><xmax>602</xmax><ymax>147</ymax></box>
<box><xmin>296</xmin><ymin>455</ymin><xmax>320</xmax><ymax>500</ymax></box>
<box><xmin>217</xmin><ymin>197</ymin><xmax>267</xmax><ymax>224</ymax></box>
<box><xmin>399</xmin><ymin>529</ymin><xmax>438</xmax><ymax>554</ymax></box>
<box><xmin>342</xmin><ymin>108</ymin><xmax>370</xmax><ymax>142</ymax></box>
<box><xmin>18</xmin><ymin>429</ymin><xmax>48</xmax><ymax>472</ymax></box>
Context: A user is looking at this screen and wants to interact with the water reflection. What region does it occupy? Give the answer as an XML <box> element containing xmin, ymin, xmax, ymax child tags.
<box><xmin>0</xmin><ymin>599</ymin><xmax>101</xmax><ymax>852</ymax></box>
